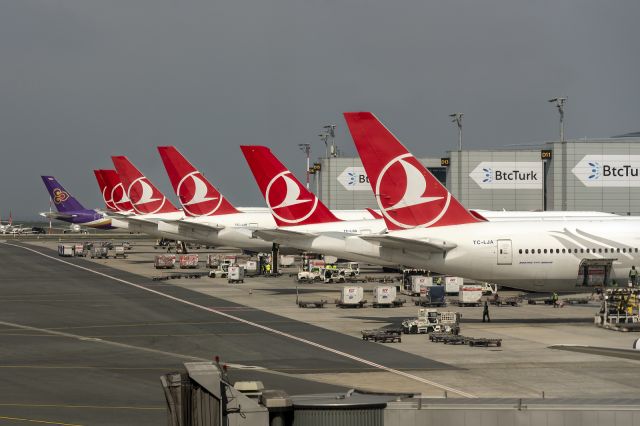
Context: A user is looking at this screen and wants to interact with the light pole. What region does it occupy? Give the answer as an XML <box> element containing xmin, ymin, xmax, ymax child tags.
<box><xmin>548</xmin><ymin>97</ymin><xmax>567</xmax><ymax>142</ymax></box>
<box><xmin>320</xmin><ymin>124</ymin><xmax>336</xmax><ymax>208</ymax></box>
<box><xmin>298</xmin><ymin>143</ymin><xmax>311</xmax><ymax>190</ymax></box>
<box><xmin>449</xmin><ymin>113</ymin><xmax>463</xmax><ymax>151</ymax></box>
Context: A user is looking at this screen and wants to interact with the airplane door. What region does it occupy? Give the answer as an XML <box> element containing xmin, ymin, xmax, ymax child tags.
<box><xmin>497</xmin><ymin>239</ymin><xmax>512</xmax><ymax>265</ymax></box>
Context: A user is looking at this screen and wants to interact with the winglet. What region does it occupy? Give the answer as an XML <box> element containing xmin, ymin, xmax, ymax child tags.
<box><xmin>157</xmin><ymin>146</ymin><xmax>239</xmax><ymax>217</ymax></box>
<box><xmin>240</xmin><ymin>145</ymin><xmax>341</xmax><ymax>226</ymax></box>
<box><xmin>344</xmin><ymin>112</ymin><xmax>479</xmax><ymax>230</ymax></box>
<box><xmin>111</xmin><ymin>156</ymin><xmax>179</xmax><ymax>214</ymax></box>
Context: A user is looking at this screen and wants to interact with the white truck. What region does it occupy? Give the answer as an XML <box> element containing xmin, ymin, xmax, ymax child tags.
<box><xmin>209</xmin><ymin>263</ymin><xmax>230</xmax><ymax>278</ymax></box>
<box><xmin>227</xmin><ymin>265</ymin><xmax>245</xmax><ymax>284</ymax></box>
<box><xmin>457</xmin><ymin>285</ymin><xmax>483</xmax><ymax>307</ymax></box>
<box><xmin>402</xmin><ymin>308</ymin><xmax>461</xmax><ymax>334</ymax></box>
<box><xmin>297</xmin><ymin>266</ymin><xmax>322</xmax><ymax>282</ymax></box>
<box><xmin>336</xmin><ymin>286</ymin><xmax>366</xmax><ymax>308</ymax></box>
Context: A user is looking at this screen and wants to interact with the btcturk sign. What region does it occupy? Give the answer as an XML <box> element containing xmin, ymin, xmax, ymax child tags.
<box><xmin>469</xmin><ymin>162</ymin><xmax>543</xmax><ymax>189</ymax></box>
<box><xmin>572</xmin><ymin>155</ymin><xmax>640</xmax><ymax>187</ymax></box>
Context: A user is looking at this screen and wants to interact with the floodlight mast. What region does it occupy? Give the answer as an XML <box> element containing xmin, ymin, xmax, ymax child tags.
<box><xmin>298</xmin><ymin>143</ymin><xmax>311</xmax><ymax>190</ymax></box>
<box><xmin>548</xmin><ymin>97</ymin><xmax>567</xmax><ymax>142</ymax></box>
<box><xmin>449</xmin><ymin>113</ymin><xmax>463</xmax><ymax>151</ymax></box>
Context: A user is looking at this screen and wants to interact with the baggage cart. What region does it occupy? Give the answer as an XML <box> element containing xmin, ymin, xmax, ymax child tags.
<box><xmin>361</xmin><ymin>328</ymin><xmax>402</xmax><ymax>343</ymax></box>
<box><xmin>91</xmin><ymin>246</ymin><xmax>109</xmax><ymax>259</ymax></box>
<box><xmin>114</xmin><ymin>246</ymin><xmax>127</xmax><ymax>259</ymax></box>
<box><xmin>297</xmin><ymin>299</ymin><xmax>327</xmax><ymax>308</ymax></box>
<box><xmin>179</xmin><ymin>254</ymin><xmax>199</xmax><ymax>269</ymax></box>
<box><xmin>154</xmin><ymin>255</ymin><xmax>176</xmax><ymax>269</ymax></box>
<box><xmin>227</xmin><ymin>265</ymin><xmax>245</xmax><ymax>283</ymax></box>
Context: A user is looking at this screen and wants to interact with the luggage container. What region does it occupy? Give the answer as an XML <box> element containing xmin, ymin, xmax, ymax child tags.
<box><xmin>179</xmin><ymin>254</ymin><xmax>199</xmax><ymax>269</ymax></box>
<box><xmin>154</xmin><ymin>255</ymin><xmax>176</xmax><ymax>269</ymax></box>
<box><xmin>279</xmin><ymin>255</ymin><xmax>295</xmax><ymax>267</ymax></box>
<box><xmin>73</xmin><ymin>244</ymin><xmax>86</xmax><ymax>257</ymax></box>
<box><xmin>228</xmin><ymin>265</ymin><xmax>245</xmax><ymax>283</ymax></box>
<box><xmin>458</xmin><ymin>285</ymin><xmax>483</xmax><ymax>307</ymax></box>
<box><xmin>336</xmin><ymin>286</ymin><xmax>366</xmax><ymax>308</ymax></box>
<box><xmin>372</xmin><ymin>285</ymin><xmax>400</xmax><ymax>307</ymax></box>
<box><xmin>58</xmin><ymin>244</ymin><xmax>74</xmax><ymax>257</ymax></box>
<box><xmin>415</xmin><ymin>285</ymin><xmax>447</xmax><ymax>307</ymax></box>
<box><xmin>114</xmin><ymin>246</ymin><xmax>127</xmax><ymax>259</ymax></box>
<box><xmin>206</xmin><ymin>254</ymin><xmax>218</xmax><ymax>268</ymax></box>
<box><xmin>410</xmin><ymin>276</ymin><xmax>432</xmax><ymax>295</ymax></box>
<box><xmin>243</xmin><ymin>260</ymin><xmax>258</xmax><ymax>276</ymax></box>
<box><xmin>445</xmin><ymin>276</ymin><xmax>463</xmax><ymax>294</ymax></box>
<box><xmin>91</xmin><ymin>246</ymin><xmax>109</xmax><ymax>259</ymax></box>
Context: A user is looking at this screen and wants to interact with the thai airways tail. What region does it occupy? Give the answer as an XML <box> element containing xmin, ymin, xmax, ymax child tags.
<box><xmin>41</xmin><ymin>176</ymin><xmax>86</xmax><ymax>213</ymax></box>
<box><xmin>240</xmin><ymin>145</ymin><xmax>341</xmax><ymax>226</ymax></box>
<box><xmin>344</xmin><ymin>112</ymin><xmax>480</xmax><ymax>230</ymax></box>
<box><xmin>157</xmin><ymin>146</ymin><xmax>239</xmax><ymax>217</ymax></box>
<box><xmin>111</xmin><ymin>156</ymin><xmax>179</xmax><ymax>214</ymax></box>
<box><xmin>96</xmin><ymin>169</ymin><xmax>134</xmax><ymax>213</ymax></box>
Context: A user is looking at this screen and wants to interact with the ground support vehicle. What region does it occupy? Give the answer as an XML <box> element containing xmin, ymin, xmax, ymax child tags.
<box><xmin>402</xmin><ymin>309</ymin><xmax>461</xmax><ymax>335</ymax></box>
<box><xmin>154</xmin><ymin>255</ymin><xmax>176</xmax><ymax>269</ymax></box>
<box><xmin>361</xmin><ymin>328</ymin><xmax>402</xmax><ymax>343</ymax></box>
<box><xmin>58</xmin><ymin>244</ymin><xmax>74</xmax><ymax>257</ymax></box>
<box><xmin>466</xmin><ymin>337</ymin><xmax>502</xmax><ymax>347</ymax></box>
<box><xmin>114</xmin><ymin>246</ymin><xmax>127</xmax><ymax>259</ymax></box>
<box><xmin>297</xmin><ymin>266</ymin><xmax>322</xmax><ymax>283</ymax></box>
<box><xmin>594</xmin><ymin>288</ymin><xmax>640</xmax><ymax>331</ymax></box>
<box><xmin>179</xmin><ymin>254</ymin><xmax>199</xmax><ymax>269</ymax></box>
<box><xmin>297</xmin><ymin>299</ymin><xmax>327</xmax><ymax>308</ymax></box>
<box><xmin>73</xmin><ymin>244</ymin><xmax>86</xmax><ymax>257</ymax></box>
<box><xmin>91</xmin><ymin>247</ymin><xmax>109</xmax><ymax>259</ymax></box>
<box><xmin>208</xmin><ymin>263</ymin><xmax>230</xmax><ymax>278</ymax></box>
<box><xmin>227</xmin><ymin>266</ymin><xmax>245</xmax><ymax>284</ymax></box>
<box><xmin>490</xmin><ymin>296</ymin><xmax>523</xmax><ymax>307</ymax></box>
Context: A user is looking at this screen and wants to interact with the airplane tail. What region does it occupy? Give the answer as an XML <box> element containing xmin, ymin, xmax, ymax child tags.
<box><xmin>98</xmin><ymin>169</ymin><xmax>135</xmax><ymax>213</ymax></box>
<box><xmin>240</xmin><ymin>145</ymin><xmax>341</xmax><ymax>226</ymax></box>
<box><xmin>344</xmin><ymin>112</ymin><xmax>480</xmax><ymax>230</ymax></box>
<box><xmin>41</xmin><ymin>176</ymin><xmax>86</xmax><ymax>213</ymax></box>
<box><xmin>111</xmin><ymin>156</ymin><xmax>179</xmax><ymax>214</ymax></box>
<box><xmin>157</xmin><ymin>146</ymin><xmax>240</xmax><ymax>217</ymax></box>
<box><xmin>93</xmin><ymin>170</ymin><xmax>117</xmax><ymax>211</ymax></box>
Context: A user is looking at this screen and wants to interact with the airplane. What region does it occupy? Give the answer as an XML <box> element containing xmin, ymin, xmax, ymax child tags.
<box><xmin>94</xmin><ymin>169</ymin><xmax>135</xmax><ymax>214</ymax></box>
<box><xmin>155</xmin><ymin>146</ymin><xmax>382</xmax><ymax>251</ymax></box>
<box><xmin>40</xmin><ymin>176</ymin><xmax>112</xmax><ymax>231</ymax></box>
<box><xmin>240</xmin><ymin>145</ymin><xmax>401</xmax><ymax>265</ymax></box>
<box><xmin>342</xmin><ymin>112</ymin><xmax>640</xmax><ymax>292</ymax></box>
<box><xmin>109</xmin><ymin>156</ymin><xmax>189</xmax><ymax>240</ymax></box>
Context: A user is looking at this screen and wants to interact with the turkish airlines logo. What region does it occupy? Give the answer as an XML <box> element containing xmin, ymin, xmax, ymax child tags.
<box><xmin>265</xmin><ymin>171</ymin><xmax>318</xmax><ymax>224</ymax></box>
<box><xmin>127</xmin><ymin>177</ymin><xmax>166</xmax><ymax>214</ymax></box>
<box><xmin>53</xmin><ymin>188</ymin><xmax>70</xmax><ymax>204</ymax></box>
<box><xmin>101</xmin><ymin>186</ymin><xmax>117</xmax><ymax>210</ymax></box>
<box><xmin>111</xmin><ymin>183</ymin><xmax>132</xmax><ymax>212</ymax></box>
<box><xmin>176</xmin><ymin>172</ymin><xmax>221</xmax><ymax>216</ymax></box>
<box><xmin>376</xmin><ymin>154</ymin><xmax>451</xmax><ymax>229</ymax></box>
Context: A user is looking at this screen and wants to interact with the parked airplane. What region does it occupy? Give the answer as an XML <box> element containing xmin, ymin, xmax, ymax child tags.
<box><xmin>40</xmin><ymin>176</ymin><xmax>112</xmax><ymax>230</ymax></box>
<box><xmin>240</xmin><ymin>145</ymin><xmax>402</xmax><ymax>265</ymax></box>
<box><xmin>343</xmin><ymin>112</ymin><xmax>640</xmax><ymax>292</ymax></box>
<box><xmin>109</xmin><ymin>156</ymin><xmax>188</xmax><ymax>240</ymax></box>
<box><xmin>155</xmin><ymin>146</ymin><xmax>381</xmax><ymax>251</ymax></box>
<box><xmin>95</xmin><ymin>169</ymin><xmax>135</xmax><ymax>214</ymax></box>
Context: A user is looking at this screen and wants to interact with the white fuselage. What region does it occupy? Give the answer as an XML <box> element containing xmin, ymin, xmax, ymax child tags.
<box><xmin>344</xmin><ymin>218</ymin><xmax>640</xmax><ymax>292</ymax></box>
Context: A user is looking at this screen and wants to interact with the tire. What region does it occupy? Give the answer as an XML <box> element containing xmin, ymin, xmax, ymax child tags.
<box><xmin>410</xmin><ymin>325</ymin><xmax>418</xmax><ymax>334</ymax></box>
<box><xmin>497</xmin><ymin>341</ymin><xmax>502</xmax><ymax>347</ymax></box>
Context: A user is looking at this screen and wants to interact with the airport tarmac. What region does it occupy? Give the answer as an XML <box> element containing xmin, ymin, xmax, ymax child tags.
<box><xmin>2</xmin><ymin>239</ymin><xmax>640</xmax><ymax>424</ymax></box>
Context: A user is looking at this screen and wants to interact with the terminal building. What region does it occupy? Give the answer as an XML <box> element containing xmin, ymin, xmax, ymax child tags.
<box><xmin>317</xmin><ymin>133</ymin><xmax>640</xmax><ymax>215</ymax></box>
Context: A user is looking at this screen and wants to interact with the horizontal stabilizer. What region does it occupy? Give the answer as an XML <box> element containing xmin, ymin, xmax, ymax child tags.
<box><xmin>40</xmin><ymin>212</ymin><xmax>77</xmax><ymax>219</ymax></box>
<box><xmin>359</xmin><ymin>234</ymin><xmax>456</xmax><ymax>254</ymax></box>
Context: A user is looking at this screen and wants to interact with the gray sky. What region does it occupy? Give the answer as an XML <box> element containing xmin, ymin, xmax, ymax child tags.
<box><xmin>1</xmin><ymin>0</ymin><xmax>639</xmax><ymax>219</ymax></box>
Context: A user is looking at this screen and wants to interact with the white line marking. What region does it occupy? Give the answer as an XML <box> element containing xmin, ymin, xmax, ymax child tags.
<box><xmin>3</xmin><ymin>243</ymin><xmax>475</xmax><ymax>398</ymax></box>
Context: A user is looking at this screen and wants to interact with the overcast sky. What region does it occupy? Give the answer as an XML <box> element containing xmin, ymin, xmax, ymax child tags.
<box><xmin>1</xmin><ymin>0</ymin><xmax>639</xmax><ymax>219</ymax></box>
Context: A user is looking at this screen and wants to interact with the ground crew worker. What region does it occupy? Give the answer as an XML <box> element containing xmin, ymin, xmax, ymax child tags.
<box><xmin>265</xmin><ymin>263</ymin><xmax>271</xmax><ymax>274</ymax></box>
<box><xmin>552</xmin><ymin>292</ymin><xmax>559</xmax><ymax>308</ymax></box>
<box><xmin>630</xmin><ymin>266</ymin><xmax>638</xmax><ymax>287</ymax></box>
<box><xmin>482</xmin><ymin>300</ymin><xmax>490</xmax><ymax>323</ymax></box>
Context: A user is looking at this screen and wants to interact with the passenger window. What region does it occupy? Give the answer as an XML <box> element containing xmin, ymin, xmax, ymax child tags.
<box><xmin>598</xmin><ymin>248</ymin><xmax>602</xmax><ymax>253</ymax></box>
<box><xmin>562</xmin><ymin>248</ymin><xmax>566</xmax><ymax>254</ymax></box>
<box><xmin>556</xmin><ymin>249</ymin><xmax>559</xmax><ymax>254</ymax></box>
<box><xmin>605</xmin><ymin>248</ymin><xmax>608</xmax><ymax>253</ymax></box>
<box><xmin>623</xmin><ymin>248</ymin><xmax>627</xmax><ymax>253</ymax></box>
<box><xmin>525</xmin><ymin>249</ymin><xmax>529</xmax><ymax>254</ymax></box>
<box><xmin>543</xmin><ymin>249</ymin><xmax>547</xmax><ymax>254</ymax></box>
<box><xmin>617</xmin><ymin>248</ymin><xmax>621</xmax><ymax>253</ymax></box>
<box><xmin>537</xmin><ymin>249</ymin><xmax>541</xmax><ymax>254</ymax></box>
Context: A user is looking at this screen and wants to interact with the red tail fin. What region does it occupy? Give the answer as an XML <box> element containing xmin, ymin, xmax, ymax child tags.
<box><xmin>100</xmin><ymin>169</ymin><xmax>134</xmax><ymax>213</ymax></box>
<box><xmin>93</xmin><ymin>170</ymin><xmax>117</xmax><ymax>211</ymax></box>
<box><xmin>157</xmin><ymin>146</ymin><xmax>239</xmax><ymax>217</ymax></box>
<box><xmin>365</xmin><ymin>208</ymin><xmax>383</xmax><ymax>220</ymax></box>
<box><xmin>240</xmin><ymin>145</ymin><xmax>340</xmax><ymax>226</ymax></box>
<box><xmin>111</xmin><ymin>156</ymin><xmax>179</xmax><ymax>214</ymax></box>
<box><xmin>344</xmin><ymin>112</ymin><xmax>479</xmax><ymax>230</ymax></box>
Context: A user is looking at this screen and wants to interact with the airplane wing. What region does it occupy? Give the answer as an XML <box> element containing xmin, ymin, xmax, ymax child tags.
<box><xmin>40</xmin><ymin>212</ymin><xmax>77</xmax><ymax>219</ymax></box>
<box><xmin>253</xmin><ymin>228</ymin><xmax>318</xmax><ymax>244</ymax></box>
<box><xmin>359</xmin><ymin>234</ymin><xmax>457</xmax><ymax>254</ymax></box>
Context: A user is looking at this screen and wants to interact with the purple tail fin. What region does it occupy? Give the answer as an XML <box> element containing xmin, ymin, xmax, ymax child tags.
<box><xmin>41</xmin><ymin>176</ymin><xmax>85</xmax><ymax>212</ymax></box>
